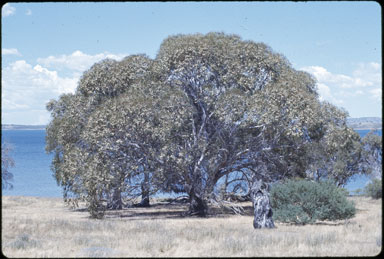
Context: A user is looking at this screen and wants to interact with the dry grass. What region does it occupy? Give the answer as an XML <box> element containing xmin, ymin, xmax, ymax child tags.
<box><xmin>1</xmin><ymin>195</ymin><xmax>382</xmax><ymax>257</ymax></box>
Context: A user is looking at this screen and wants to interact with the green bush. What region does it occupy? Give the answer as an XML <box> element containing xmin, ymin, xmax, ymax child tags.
<box><xmin>364</xmin><ymin>179</ymin><xmax>382</xmax><ymax>199</ymax></box>
<box><xmin>270</xmin><ymin>179</ymin><xmax>356</xmax><ymax>225</ymax></box>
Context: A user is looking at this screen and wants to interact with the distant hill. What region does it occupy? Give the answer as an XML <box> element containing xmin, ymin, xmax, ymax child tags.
<box><xmin>1</xmin><ymin>124</ymin><xmax>46</xmax><ymax>130</ymax></box>
<box><xmin>347</xmin><ymin>117</ymin><xmax>382</xmax><ymax>130</ymax></box>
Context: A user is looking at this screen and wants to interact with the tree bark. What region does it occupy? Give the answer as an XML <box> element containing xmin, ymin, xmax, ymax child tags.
<box><xmin>136</xmin><ymin>191</ymin><xmax>150</xmax><ymax>207</ymax></box>
<box><xmin>250</xmin><ymin>179</ymin><xmax>275</xmax><ymax>229</ymax></box>
<box><xmin>107</xmin><ymin>188</ymin><xmax>123</xmax><ymax>210</ymax></box>
<box><xmin>134</xmin><ymin>172</ymin><xmax>151</xmax><ymax>207</ymax></box>
<box><xmin>141</xmin><ymin>172</ymin><xmax>151</xmax><ymax>207</ymax></box>
<box><xmin>188</xmin><ymin>192</ymin><xmax>208</xmax><ymax>216</ymax></box>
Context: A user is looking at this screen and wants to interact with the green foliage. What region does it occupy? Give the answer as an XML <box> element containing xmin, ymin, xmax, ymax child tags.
<box><xmin>303</xmin><ymin>103</ymin><xmax>364</xmax><ymax>187</ymax></box>
<box><xmin>361</xmin><ymin>130</ymin><xmax>382</xmax><ymax>180</ymax></box>
<box><xmin>270</xmin><ymin>179</ymin><xmax>356</xmax><ymax>224</ymax></box>
<box><xmin>151</xmin><ymin>32</ymin><xmax>324</xmax><ymax>215</ymax></box>
<box><xmin>45</xmin><ymin>32</ymin><xmax>368</xmax><ymax>218</ymax></box>
<box><xmin>45</xmin><ymin>54</ymin><xmax>156</xmax><ymax>215</ymax></box>
<box><xmin>364</xmin><ymin>179</ymin><xmax>382</xmax><ymax>199</ymax></box>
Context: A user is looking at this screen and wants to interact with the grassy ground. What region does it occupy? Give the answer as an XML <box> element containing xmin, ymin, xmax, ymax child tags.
<box><xmin>1</xmin><ymin>195</ymin><xmax>382</xmax><ymax>257</ymax></box>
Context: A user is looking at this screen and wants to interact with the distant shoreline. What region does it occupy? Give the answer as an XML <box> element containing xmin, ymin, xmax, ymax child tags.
<box><xmin>2</xmin><ymin>118</ymin><xmax>382</xmax><ymax>132</ymax></box>
<box><xmin>2</xmin><ymin>125</ymin><xmax>46</xmax><ymax>130</ymax></box>
<box><xmin>2</xmin><ymin>128</ymin><xmax>46</xmax><ymax>131</ymax></box>
<box><xmin>352</xmin><ymin>128</ymin><xmax>382</xmax><ymax>131</ymax></box>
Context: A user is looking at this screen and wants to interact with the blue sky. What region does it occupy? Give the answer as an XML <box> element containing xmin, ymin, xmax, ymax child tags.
<box><xmin>2</xmin><ymin>2</ymin><xmax>382</xmax><ymax>125</ymax></box>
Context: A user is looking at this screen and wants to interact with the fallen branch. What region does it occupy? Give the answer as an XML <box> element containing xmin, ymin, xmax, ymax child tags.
<box><xmin>210</xmin><ymin>197</ymin><xmax>245</xmax><ymax>215</ymax></box>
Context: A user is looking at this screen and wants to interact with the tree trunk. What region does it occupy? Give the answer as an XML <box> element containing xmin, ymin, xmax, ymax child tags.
<box><xmin>134</xmin><ymin>173</ymin><xmax>151</xmax><ymax>207</ymax></box>
<box><xmin>137</xmin><ymin>191</ymin><xmax>150</xmax><ymax>207</ymax></box>
<box><xmin>188</xmin><ymin>192</ymin><xmax>208</xmax><ymax>216</ymax></box>
<box><xmin>88</xmin><ymin>188</ymin><xmax>106</xmax><ymax>219</ymax></box>
<box><xmin>107</xmin><ymin>188</ymin><xmax>123</xmax><ymax>210</ymax></box>
<box><xmin>250</xmin><ymin>179</ymin><xmax>275</xmax><ymax>229</ymax></box>
<box><xmin>141</xmin><ymin>172</ymin><xmax>151</xmax><ymax>207</ymax></box>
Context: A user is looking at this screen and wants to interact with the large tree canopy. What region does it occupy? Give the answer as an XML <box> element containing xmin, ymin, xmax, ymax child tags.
<box><xmin>150</xmin><ymin>32</ymin><xmax>323</xmax><ymax>215</ymax></box>
<box><xmin>46</xmin><ymin>32</ymin><xmax>367</xmax><ymax>222</ymax></box>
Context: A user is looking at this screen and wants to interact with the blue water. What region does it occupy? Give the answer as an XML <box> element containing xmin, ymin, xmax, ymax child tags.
<box><xmin>1</xmin><ymin>129</ymin><xmax>382</xmax><ymax>197</ymax></box>
<box><xmin>344</xmin><ymin>129</ymin><xmax>382</xmax><ymax>192</ymax></box>
<box><xmin>354</xmin><ymin>129</ymin><xmax>382</xmax><ymax>138</ymax></box>
<box><xmin>2</xmin><ymin>130</ymin><xmax>62</xmax><ymax>197</ymax></box>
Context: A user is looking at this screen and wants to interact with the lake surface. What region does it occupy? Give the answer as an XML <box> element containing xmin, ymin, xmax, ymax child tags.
<box><xmin>1</xmin><ymin>129</ymin><xmax>382</xmax><ymax>197</ymax></box>
<box><xmin>2</xmin><ymin>130</ymin><xmax>62</xmax><ymax>197</ymax></box>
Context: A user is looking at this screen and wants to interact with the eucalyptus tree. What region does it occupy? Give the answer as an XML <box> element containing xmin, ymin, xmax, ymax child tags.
<box><xmin>46</xmin><ymin>93</ymin><xmax>87</xmax><ymax>197</ymax></box>
<box><xmin>152</xmin><ymin>32</ymin><xmax>321</xmax><ymax>220</ymax></box>
<box><xmin>46</xmin><ymin>32</ymin><xmax>366</xmax><ymax>225</ymax></box>
<box><xmin>303</xmin><ymin>102</ymin><xmax>363</xmax><ymax>187</ymax></box>
<box><xmin>360</xmin><ymin>130</ymin><xmax>382</xmax><ymax>180</ymax></box>
<box><xmin>46</xmin><ymin>54</ymin><xmax>154</xmax><ymax>213</ymax></box>
<box><xmin>80</xmin><ymin>81</ymin><xmax>172</xmax><ymax>209</ymax></box>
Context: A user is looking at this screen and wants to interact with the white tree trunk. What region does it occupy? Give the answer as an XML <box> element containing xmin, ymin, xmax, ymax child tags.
<box><xmin>250</xmin><ymin>179</ymin><xmax>275</xmax><ymax>229</ymax></box>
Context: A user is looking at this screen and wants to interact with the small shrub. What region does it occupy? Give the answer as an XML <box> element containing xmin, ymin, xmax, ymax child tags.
<box><xmin>364</xmin><ymin>179</ymin><xmax>382</xmax><ymax>199</ymax></box>
<box><xmin>270</xmin><ymin>179</ymin><xmax>356</xmax><ymax>225</ymax></box>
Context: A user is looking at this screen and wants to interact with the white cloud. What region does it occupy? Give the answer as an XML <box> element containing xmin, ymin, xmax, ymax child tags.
<box><xmin>2</xmin><ymin>50</ymin><xmax>129</xmax><ymax>125</ymax></box>
<box><xmin>1</xmin><ymin>98</ymin><xmax>29</xmax><ymax>110</ymax></box>
<box><xmin>2</xmin><ymin>3</ymin><xmax>15</xmax><ymax>17</ymax></box>
<box><xmin>352</xmin><ymin>62</ymin><xmax>381</xmax><ymax>86</ymax></box>
<box><xmin>3</xmin><ymin>60</ymin><xmax>78</xmax><ymax>94</ymax></box>
<box><xmin>316</xmin><ymin>83</ymin><xmax>344</xmax><ymax>105</ymax></box>
<box><xmin>301</xmin><ymin>63</ymin><xmax>381</xmax><ymax>99</ymax></box>
<box><xmin>2</xmin><ymin>48</ymin><xmax>21</xmax><ymax>56</ymax></box>
<box><xmin>301</xmin><ymin>62</ymin><xmax>382</xmax><ymax>117</ymax></box>
<box><xmin>301</xmin><ymin>65</ymin><xmax>377</xmax><ymax>89</ymax></box>
<box><xmin>37</xmin><ymin>50</ymin><xmax>127</xmax><ymax>72</ymax></box>
<box><xmin>2</xmin><ymin>60</ymin><xmax>79</xmax><ymax>124</ymax></box>
<box><xmin>316</xmin><ymin>83</ymin><xmax>330</xmax><ymax>102</ymax></box>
